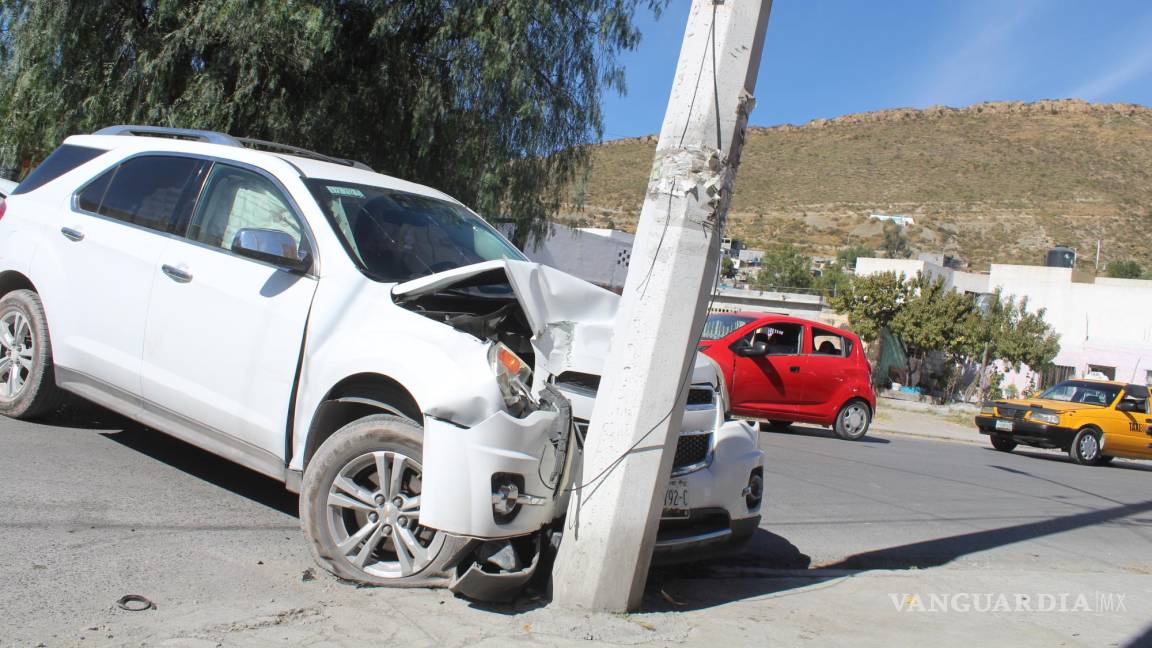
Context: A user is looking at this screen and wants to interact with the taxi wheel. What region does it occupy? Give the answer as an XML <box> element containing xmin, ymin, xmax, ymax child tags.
<box><xmin>1069</xmin><ymin>427</ymin><xmax>1104</xmax><ymax>466</ymax></box>
<box><xmin>990</xmin><ymin>435</ymin><xmax>1017</xmax><ymax>452</ymax></box>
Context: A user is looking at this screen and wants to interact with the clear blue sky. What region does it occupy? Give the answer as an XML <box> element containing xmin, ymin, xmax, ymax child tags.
<box><xmin>601</xmin><ymin>0</ymin><xmax>1152</xmax><ymax>139</ymax></box>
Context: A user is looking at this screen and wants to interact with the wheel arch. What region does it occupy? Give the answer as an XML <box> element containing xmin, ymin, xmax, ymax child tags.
<box><xmin>0</xmin><ymin>270</ymin><xmax>37</xmax><ymax>299</ymax></box>
<box><xmin>299</xmin><ymin>373</ymin><xmax>423</xmax><ymax>471</ymax></box>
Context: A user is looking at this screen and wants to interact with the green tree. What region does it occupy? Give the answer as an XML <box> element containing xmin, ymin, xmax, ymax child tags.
<box><xmin>720</xmin><ymin>255</ymin><xmax>737</xmax><ymax>279</ymax></box>
<box><xmin>753</xmin><ymin>243</ymin><xmax>813</xmax><ymax>290</ymax></box>
<box><xmin>1107</xmin><ymin>260</ymin><xmax>1144</xmax><ymax>279</ymax></box>
<box><xmin>890</xmin><ymin>273</ymin><xmax>975</xmax><ymax>390</ymax></box>
<box><xmin>0</xmin><ymin>0</ymin><xmax>664</xmax><ymax>246</ymax></box>
<box><xmin>881</xmin><ymin>221</ymin><xmax>912</xmax><ymax>258</ymax></box>
<box><xmin>813</xmin><ymin>262</ymin><xmax>852</xmax><ymax>297</ymax></box>
<box><xmin>836</xmin><ymin>244</ymin><xmax>873</xmax><ymax>269</ymax></box>
<box><xmin>827</xmin><ymin>271</ymin><xmax>910</xmax><ymax>342</ymax></box>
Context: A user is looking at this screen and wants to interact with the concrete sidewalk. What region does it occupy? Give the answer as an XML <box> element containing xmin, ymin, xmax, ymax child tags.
<box><xmin>871</xmin><ymin>395</ymin><xmax>983</xmax><ymax>445</ymax></box>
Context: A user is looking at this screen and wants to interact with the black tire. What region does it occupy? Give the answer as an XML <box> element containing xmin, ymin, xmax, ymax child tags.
<box><xmin>300</xmin><ymin>414</ymin><xmax>467</xmax><ymax>587</ymax></box>
<box><xmin>990</xmin><ymin>435</ymin><xmax>1017</xmax><ymax>452</ymax></box>
<box><xmin>1069</xmin><ymin>427</ymin><xmax>1105</xmax><ymax>466</ymax></box>
<box><xmin>833</xmin><ymin>399</ymin><xmax>872</xmax><ymax>440</ymax></box>
<box><xmin>1098</xmin><ymin>455</ymin><xmax>1114</xmax><ymax>466</ymax></box>
<box><xmin>0</xmin><ymin>290</ymin><xmax>67</xmax><ymax>420</ymax></box>
<box><xmin>759</xmin><ymin>420</ymin><xmax>792</xmax><ymax>432</ymax></box>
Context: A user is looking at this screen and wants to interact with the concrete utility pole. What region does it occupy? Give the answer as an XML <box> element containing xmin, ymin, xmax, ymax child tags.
<box><xmin>552</xmin><ymin>0</ymin><xmax>772</xmax><ymax>612</ymax></box>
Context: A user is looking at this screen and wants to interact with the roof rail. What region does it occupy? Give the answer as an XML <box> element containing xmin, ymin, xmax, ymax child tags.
<box><xmin>236</xmin><ymin>137</ymin><xmax>375</xmax><ymax>172</ymax></box>
<box><xmin>93</xmin><ymin>125</ymin><xmax>243</xmax><ymax>147</ymax></box>
<box><xmin>92</xmin><ymin>125</ymin><xmax>375</xmax><ymax>172</ymax></box>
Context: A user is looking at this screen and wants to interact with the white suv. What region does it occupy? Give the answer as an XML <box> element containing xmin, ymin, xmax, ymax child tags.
<box><xmin>0</xmin><ymin>126</ymin><xmax>764</xmax><ymax>597</ymax></box>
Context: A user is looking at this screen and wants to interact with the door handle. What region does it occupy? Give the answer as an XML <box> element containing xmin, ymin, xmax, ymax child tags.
<box><xmin>161</xmin><ymin>264</ymin><xmax>193</xmax><ymax>283</ymax></box>
<box><xmin>789</xmin><ymin>366</ymin><xmax>800</xmax><ymax>373</ymax></box>
<box><xmin>60</xmin><ymin>227</ymin><xmax>84</xmax><ymax>242</ymax></box>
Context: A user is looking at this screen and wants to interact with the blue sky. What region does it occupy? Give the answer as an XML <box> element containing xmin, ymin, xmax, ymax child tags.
<box><xmin>600</xmin><ymin>0</ymin><xmax>1152</xmax><ymax>139</ymax></box>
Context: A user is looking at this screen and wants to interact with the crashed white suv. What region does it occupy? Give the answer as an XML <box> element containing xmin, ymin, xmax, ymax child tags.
<box><xmin>0</xmin><ymin>126</ymin><xmax>764</xmax><ymax>597</ymax></box>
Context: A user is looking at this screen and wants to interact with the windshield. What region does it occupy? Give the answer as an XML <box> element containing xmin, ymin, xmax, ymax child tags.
<box><xmin>702</xmin><ymin>314</ymin><xmax>759</xmax><ymax>340</ymax></box>
<box><xmin>305</xmin><ymin>179</ymin><xmax>525</xmax><ymax>282</ymax></box>
<box><xmin>1038</xmin><ymin>380</ymin><xmax>1121</xmax><ymax>407</ymax></box>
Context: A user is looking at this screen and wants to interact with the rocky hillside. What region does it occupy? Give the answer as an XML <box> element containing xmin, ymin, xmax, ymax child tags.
<box><xmin>571</xmin><ymin>100</ymin><xmax>1152</xmax><ymax>270</ymax></box>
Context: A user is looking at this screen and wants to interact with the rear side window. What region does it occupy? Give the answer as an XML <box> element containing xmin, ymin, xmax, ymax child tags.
<box><xmin>11</xmin><ymin>145</ymin><xmax>107</xmax><ymax>195</ymax></box>
<box><xmin>811</xmin><ymin>327</ymin><xmax>851</xmax><ymax>357</ymax></box>
<box><xmin>77</xmin><ymin>156</ymin><xmax>207</xmax><ymax>233</ymax></box>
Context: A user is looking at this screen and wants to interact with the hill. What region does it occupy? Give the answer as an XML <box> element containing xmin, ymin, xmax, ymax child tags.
<box><xmin>569</xmin><ymin>99</ymin><xmax>1152</xmax><ymax>270</ymax></box>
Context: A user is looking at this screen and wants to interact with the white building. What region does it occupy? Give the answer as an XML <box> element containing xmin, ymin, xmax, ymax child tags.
<box><xmin>854</xmin><ymin>257</ymin><xmax>1152</xmax><ymax>388</ymax></box>
<box><xmin>518</xmin><ymin>224</ymin><xmax>634</xmax><ymax>292</ymax></box>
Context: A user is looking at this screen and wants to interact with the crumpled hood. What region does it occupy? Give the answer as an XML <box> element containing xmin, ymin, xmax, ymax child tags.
<box><xmin>393</xmin><ymin>259</ymin><xmax>719</xmax><ymax>386</ymax></box>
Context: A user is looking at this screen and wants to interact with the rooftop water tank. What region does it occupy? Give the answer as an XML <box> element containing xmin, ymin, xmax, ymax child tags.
<box><xmin>1046</xmin><ymin>246</ymin><xmax>1076</xmax><ymax>268</ymax></box>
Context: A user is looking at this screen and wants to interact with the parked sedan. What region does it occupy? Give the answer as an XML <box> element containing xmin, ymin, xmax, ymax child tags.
<box><xmin>700</xmin><ymin>312</ymin><xmax>876</xmax><ymax>440</ymax></box>
<box><xmin>976</xmin><ymin>379</ymin><xmax>1152</xmax><ymax>465</ymax></box>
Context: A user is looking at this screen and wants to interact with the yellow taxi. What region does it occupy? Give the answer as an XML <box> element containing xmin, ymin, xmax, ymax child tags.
<box><xmin>974</xmin><ymin>379</ymin><xmax>1152</xmax><ymax>465</ymax></box>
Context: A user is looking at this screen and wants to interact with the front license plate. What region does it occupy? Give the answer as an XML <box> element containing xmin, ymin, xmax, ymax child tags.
<box><xmin>995</xmin><ymin>419</ymin><xmax>1013</xmax><ymax>432</ymax></box>
<box><xmin>661</xmin><ymin>479</ymin><xmax>690</xmax><ymax>519</ymax></box>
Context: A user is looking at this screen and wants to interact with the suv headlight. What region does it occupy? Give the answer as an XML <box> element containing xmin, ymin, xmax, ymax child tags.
<box><xmin>1031</xmin><ymin>412</ymin><xmax>1060</xmax><ymax>425</ymax></box>
<box><xmin>489</xmin><ymin>342</ymin><xmax>536</xmax><ymax>416</ymax></box>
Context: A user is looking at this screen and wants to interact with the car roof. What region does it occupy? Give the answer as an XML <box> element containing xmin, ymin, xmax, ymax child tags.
<box><xmin>718</xmin><ymin>311</ymin><xmax>859</xmax><ymax>336</ymax></box>
<box><xmin>63</xmin><ymin>133</ymin><xmax>460</xmax><ymax>206</ymax></box>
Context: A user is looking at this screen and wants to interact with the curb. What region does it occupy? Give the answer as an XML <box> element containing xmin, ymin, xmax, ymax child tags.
<box><xmin>869</xmin><ymin>425</ymin><xmax>984</xmax><ymax>446</ymax></box>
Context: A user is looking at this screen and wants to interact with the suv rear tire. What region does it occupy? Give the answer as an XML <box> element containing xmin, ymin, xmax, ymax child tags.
<box><xmin>0</xmin><ymin>290</ymin><xmax>66</xmax><ymax>420</ymax></box>
<box><xmin>300</xmin><ymin>414</ymin><xmax>466</xmax><ymax>586</ymax></box>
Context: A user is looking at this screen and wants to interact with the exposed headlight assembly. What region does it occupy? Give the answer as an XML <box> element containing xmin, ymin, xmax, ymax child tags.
<box><xmin>489</xmin><ymin>342</ymin><xmax>536</xmax><ymax>416</ymax></box>
<box><xmin>1031</xmin><ymin>412</ymin><xmax>1061</xmax><ymax>425</ymax></box>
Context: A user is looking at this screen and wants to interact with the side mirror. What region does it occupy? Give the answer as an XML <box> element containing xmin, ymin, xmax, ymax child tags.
<box><xmin>231</xmin><ymin>228</ymin><xmax>311</xmax><ymax>273</ymax></box>
<box><xmin>1117</xmin><ymin>400</ymin><xmax>1141</xmax><ymax>413</ymax></box>
<box><xmin>733</xmin><ymin>341</ymin><xmax>768</xmax><ymax>357</ymax></box>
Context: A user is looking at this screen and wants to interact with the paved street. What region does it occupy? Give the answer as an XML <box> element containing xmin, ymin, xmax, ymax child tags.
<box><xmin>2</xmin><ymin>406</ymin><xmax>1151</xmax><ymax>646</ymax></box>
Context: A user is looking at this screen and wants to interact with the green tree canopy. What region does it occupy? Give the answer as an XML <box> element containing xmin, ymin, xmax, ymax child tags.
<box><xmin>1107</xmin><ymin>260</ymin><xmax>1144</xmax><ymax>279</ymax></box>
<box><xmin>836</xmin><ymin>244</ymin><xmax>873</xmax><ymax>269</ymax></box>
<box><xmin>753</xmin><ymin>243</ymin><xmax>813</xmax><ymax>290</ymax></box>
<box><xmin>0</xmin><ymin>0</ymin><xmax>664</xmax><ymax>245</ymax></box>
<box><xmin>881</xmin><ymin>221</ymin><xmax>912</xmax><ymax>258</ymax></box>
<box><xmin>826</xmin><ymin>271</ymin><xmax>910</xmax><ymax>341</ymax></box>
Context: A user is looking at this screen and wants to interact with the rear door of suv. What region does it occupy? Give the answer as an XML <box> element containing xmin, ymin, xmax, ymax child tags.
<box><xmin>30</xmin><ymin>152</ymin><xmax>208</xmax><ymax>410</ymax></box>
<box><xmin>140</xmin><ymin>161</ymin><xmax>318</xmax><ymax>466</ymax></box>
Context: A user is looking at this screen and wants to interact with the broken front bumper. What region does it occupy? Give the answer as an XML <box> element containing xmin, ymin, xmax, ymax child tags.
<box><xmin>420</xmin><ymin>407</ymin><xmax>569</xmax><ymax>539</ymax></box>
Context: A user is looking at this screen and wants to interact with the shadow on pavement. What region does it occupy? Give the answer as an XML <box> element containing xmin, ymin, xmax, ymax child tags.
<box><xmin>998</xmin><ymin>447</ymin><xmax>1152</xmax><ymax>473</ymax></box>
<box><xmin>768</xmin><ymin>424</ymin><xmax>891</xmax><ymax>444</ymax></box>
<box><xmin>98</xmin><ymin>424</ymin><xmax>299</xmax><ymax>517</ymax></box>
<box><xmin>639</xmin><ymin>498</ymin><xmax>1152</xmax><ymax>612</ymax></box>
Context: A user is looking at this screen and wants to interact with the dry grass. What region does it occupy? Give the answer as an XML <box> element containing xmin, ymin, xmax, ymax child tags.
<box><xmin>569</xmin><ymin>100</ymin><xmax>1152</xmax><ymax>270</ymax></box>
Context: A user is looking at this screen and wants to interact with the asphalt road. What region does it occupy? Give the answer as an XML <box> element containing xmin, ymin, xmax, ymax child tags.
<box><xmin>2</xmin><ymin>406</ymin><xmax>1151</xmax><ymax>646</ymax></box>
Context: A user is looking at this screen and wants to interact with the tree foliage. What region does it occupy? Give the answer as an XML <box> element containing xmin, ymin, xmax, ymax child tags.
<box><xmin>890</xmin><ymin>274</ymin><xmax>974</xmax><ymax>362</ymax></box>
<box><xmin>0</xmin><ymin>0</ymin><xmax>664</xmax><ymax>245</ymax></box>
<box><xmin>1107</xmin><ymin>260</ymin><xmax>1144</xmax><ymax>279</ymax></box>
<box><xmin>753</xmin><ymin>243</ymin><xmax>813</xmax><ymax>290</ymax></box>
<box><xmin>826</xmin><ymin>271</ymin><xmax>910</xmax><ymax>342</ymax></box>
<box><xmin>881</xmin><ymin>221</ymin><xmax>912</xmax><ymax>258</ymax></box>
<box><xmin>836</xmin><ymin>244</ymin><xmax>873</xmax><ymax>269</ymax></box>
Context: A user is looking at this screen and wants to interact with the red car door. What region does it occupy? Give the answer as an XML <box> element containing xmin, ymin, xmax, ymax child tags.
<box><xmin>726</xmin><ymin>319</ymin><xmax>807</xmax><ymax>419</ymax></box>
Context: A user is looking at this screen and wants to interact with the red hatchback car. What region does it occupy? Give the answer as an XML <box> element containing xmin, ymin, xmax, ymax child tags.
<box><xmin>700</xmin><ymin>312</ymin><xmax>876</xmax><ymax>440</ymax></box>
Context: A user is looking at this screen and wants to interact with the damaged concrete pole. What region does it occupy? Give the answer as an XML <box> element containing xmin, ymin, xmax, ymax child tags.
<box><xmin>552</xmin><ymin>0</ymin><xmax>772</xmax><ymax>612</ymax></box>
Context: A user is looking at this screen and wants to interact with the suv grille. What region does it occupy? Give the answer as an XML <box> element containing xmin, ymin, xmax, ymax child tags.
<box><xmin>686</xmin><ymin>387</ymin><xmax>714</xmax><ymax>407</ymax></box>
<box><xmin>673</xmin><ymin>432</ymin><xmax>712</xmax><ymax>471</ymax></box>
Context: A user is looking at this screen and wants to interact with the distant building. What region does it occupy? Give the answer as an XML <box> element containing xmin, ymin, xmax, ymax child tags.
<box><xmin>854</xmin><ymin>257</ymin><xmax>1152</xmax><ymax>389</ymax></box>
<box><xmin>516</xmin><ymin>224</ymin><xmax>634</xmax><ymax>292</ymax></box>
<box><xmin>870</xmin><ymin>213</ymin><xmax>915</xmax><ymax>226</ymax></box>
<box><xmin>737</xmin><ymin>249</ymin><xmax>765</xmax><ymax>266</ymax></box>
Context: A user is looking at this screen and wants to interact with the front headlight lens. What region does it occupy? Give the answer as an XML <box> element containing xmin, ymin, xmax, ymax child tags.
<box><xmin>980</xmin><ymin>405</ymin><xmax>996</xmax><ymax>416</ymax></box>
<box><xmin>489</xmin><ymin>342</ymin><xmax>536</xmax><ymax>415</ymax></box>
<box><xmin>1032</xmin><ymin>412</ymin><xmax>1060</xmax><ymax>425</ymax></box>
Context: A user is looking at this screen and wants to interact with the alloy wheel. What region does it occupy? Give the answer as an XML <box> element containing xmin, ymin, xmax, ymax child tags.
<box><xmin>324</xmin><ymin>449</ymin><xmax>444</xmax><ymax>579</ymax></box>
<box><xmin>0</xmin><ymin>310</ymin><xmax>33</xmax><ymax>399</ymax></box>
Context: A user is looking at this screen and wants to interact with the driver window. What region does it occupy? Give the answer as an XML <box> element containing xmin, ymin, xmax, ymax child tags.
<box><xmin>187</xmin><ymin>164</ymin><xmax>306</xmax><ymax>259</ymax></box>
<box><xmin>742</xmin><ymin>323</ymin><xmax>803</xmax><ymax>356</ymax></box>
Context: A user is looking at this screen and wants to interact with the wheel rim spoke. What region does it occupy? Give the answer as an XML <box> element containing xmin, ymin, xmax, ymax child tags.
<box><xmin>328</xmin><ymin>491</ymin><xmax>374</xmax><ymax>513</ymax></box>
<box><xmin>389</xmin><ymin>454</ymin><xmax>406</xmax><ymax>496</ymax></box>
<box><xmin>333</xmin><ymin>475</ymin><xmax>376</xmax><ymax>507</ymax></box>
<box><xmin>337</xmin><ymin>519</ymin><xmax>381</xmax><ymax>554</ymax></box>
<box><xmin>351</xmin><ymin>524</ymin><xmax>386</xmax><ymax>568</ymax></box>
<box><xmin>373</xmin><ymin>451</ymin><xmax>391</xmax><ymax>498</ymax></box>
<box><xmin>400</xmin><ymin>495</ymin><xmax>420</xmax><ymax>514</ymax></box>
<box><xmin>394</xmin><ymin>526</ymin><xmax>429</xmax><ymax>573</ymax></box>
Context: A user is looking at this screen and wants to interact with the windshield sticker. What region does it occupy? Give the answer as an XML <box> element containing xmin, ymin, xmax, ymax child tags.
<box><xmin>327</xmin><ymin>185</ymin><xmax>365</xmax><ymax>198</ymax></box>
